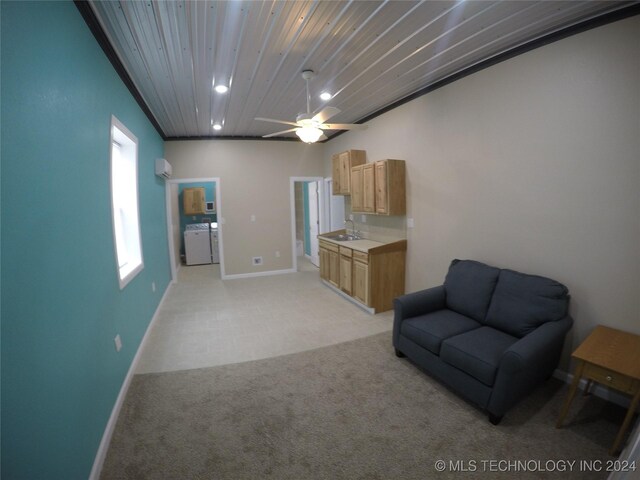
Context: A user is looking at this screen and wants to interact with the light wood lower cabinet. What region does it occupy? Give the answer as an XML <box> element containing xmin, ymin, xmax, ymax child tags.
<box><xmin>339</xmin><ymin>246</ymin><xmax>352</xmax><ymax>295</ymax></box>
<box><xmin>319</xmin><ymin>235</ymin><xmax>406</xmax><ymax>313</ymax></box>
<box><xmin>319</xmin><ymin>240</ymin><xmax>340</xmax><ymax>288</ymax></box>
<box><xmin>352</xmin><ymin>251</ymin><xmax>369</xmax><ymax>305</ymax></box>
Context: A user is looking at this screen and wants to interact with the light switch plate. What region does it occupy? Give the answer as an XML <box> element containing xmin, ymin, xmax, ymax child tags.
<box><xmin>407</xmin><ymin>218</ymin><xmax>415</xmax><ymax>228</ymax></box>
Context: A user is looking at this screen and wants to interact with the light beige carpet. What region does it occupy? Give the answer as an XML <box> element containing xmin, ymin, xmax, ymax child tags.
<box><xmin>101</xmin><ymin>332</ymin><xmax>626</xmax><ymax>479</ymax></box>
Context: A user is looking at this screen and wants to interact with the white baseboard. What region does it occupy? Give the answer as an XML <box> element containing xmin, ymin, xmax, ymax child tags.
<box><xmin>222</xmin><ymin>268</ymin><xmax>295</xmax><ymax>280</ymax></box>
<box><xmin>552</xmin><ymin>369</ymin><xmax>631</xmax><ymax>408</ymax></box>
<box><xmin>89</xmin><ymin>281</ymin><xmax>173</xmax><ymax>480</ymax></box>
<box><xmin>320</xmin><ymin>279</ymin><xmax>376</xmax><ymax>315</ymax></box>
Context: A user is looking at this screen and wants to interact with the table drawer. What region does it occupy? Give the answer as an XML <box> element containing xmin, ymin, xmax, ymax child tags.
<box><xmin>339</xmin><ymin>246</ymin><xmax>352</xmax><ymax>257</ymax></box>
<box><xmin>584</xmin><ymin>363</ymin><xmax>634</xmax><ymax>393</ymax></box>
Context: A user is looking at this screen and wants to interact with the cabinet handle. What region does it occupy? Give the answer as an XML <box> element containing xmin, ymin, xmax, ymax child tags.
<box><xmin>606</xmin><ymin>375</ymin><xmax>613</xmax><ymax>382</ymax></box>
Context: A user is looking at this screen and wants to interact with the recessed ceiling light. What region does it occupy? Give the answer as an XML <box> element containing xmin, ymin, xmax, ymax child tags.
<box><xmin>214</xmin><ymin>84</ymin><xmax>228</xmax><ymax>94</ymax></box>
<box><xmin>212</xmin><ymin>123</ymin><xmax>222</xmax><ymax>131</ymax></box>
<box><xmin>319</xmin><ymin>92</ymin><xmax>332</xmax><ymax>101</ymax></box>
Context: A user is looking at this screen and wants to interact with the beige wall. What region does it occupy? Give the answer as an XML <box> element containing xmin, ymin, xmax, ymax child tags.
<box><xmin>324</xmin><ymin>16</ymin><xmax>640</xmax><ymax>360</ymax></box>
<box><xmin>164</xmin><ymin>140</ymin><xmax>324</xmax><ymax>275</ymax></box>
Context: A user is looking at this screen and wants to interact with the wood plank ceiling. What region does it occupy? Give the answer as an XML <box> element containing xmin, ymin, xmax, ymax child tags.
<box><xmin>88</xmin><ymin>1</ymin><xmax>635</xmax><ymax>140</ymax></box>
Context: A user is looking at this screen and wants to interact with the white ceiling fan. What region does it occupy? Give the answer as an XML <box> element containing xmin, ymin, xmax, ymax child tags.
<box><xmin>255</xmin><ymin>70</ymin><xmax>367</xmax><ymax>143</ymax></box>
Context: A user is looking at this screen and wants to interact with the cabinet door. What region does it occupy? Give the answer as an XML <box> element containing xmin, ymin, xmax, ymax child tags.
<box><xmin>339</xmin><ymin>253</ymin><xmax>352</xmax><ymax>295</ymax></box>
<box><xmin>183</xmin><ymin>189</ymin><xmax>194</xmax><ymax>214</ymax></box>
<box><xmin>363</xmin><ymin>163</ymin><xmax>376</xmax><ymax>213</ymax></box>
<box><xmin>319</xmin><ymin>247</ymin><xmax>329</xmax><ymax>281</ymax></box>
<box><xmin>183</xmin><ymin>187</ymin><xmax>205</xmax><ymax>215</ymax></box>
<box><xmin>339</xmin><ymin>152</ymin><xmax>351</xmax><ymax>194</ymax></box>
<box><xmin>328</xmin><ymin>250</ymin><xmax>340</xmax><ymax>287</ymax></box>
<box><xmin>353</xmin><ymin>259</ymin><xmax>369</xmax><ymax>305</ymax></box>
<box><xmin>351</xmin><ymin>165</ymin><xmax>364</xmax><ymax>212</ymax></box>
<box><xmin>375</xmin><ymin>162</ymin><xmax>388</xmax><ymax>214</ymax></box>
<box><xmin>332</xmin><ymin>154</ymin><xmax>341</xmax><ymax>193</ymax></box>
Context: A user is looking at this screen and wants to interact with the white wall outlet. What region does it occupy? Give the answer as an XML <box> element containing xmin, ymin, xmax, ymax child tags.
<box><xmin>250</xmin><ymin>214</ymin><xmax>256</xmax><ymax>222</ymax></box>
<box><xmin>114</xmin><ymin>334</ymin><xmax>122</xmax><ymax>352</ymax></box>
<box><xmin>407</xmin><ymin>218</ymin><xmax>415</xmax><ymax>228</ymax></box>
<box><xmin>275</xmin><ymin>251</ymin><xmax>280</xmax><ymax>258</ymax></box>
<box><xmin>348</xmin><ymin>214</ymin><xmax>354</xmax><ymax>221</ymax></box>
<box><xmin>360</xmin><ymin>215</ymin><xmax>367</xmax><ymax>223</ymax></box>
<box><xmin>252</xmin><ymin>256</ymin><xmax>263</xmax><ymax>266</ymax></box>
<box><xmin>152</xmin><ymin>281</ymin><xmax>156</xmax><ymax>292</ymax></box>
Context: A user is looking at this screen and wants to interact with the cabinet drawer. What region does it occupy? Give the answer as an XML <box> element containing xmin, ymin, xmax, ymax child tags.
<box><xmin>339</xmin><ymin>246</ymin><xmax>352</xmax><ymax>257</ymax></box>
<box><xmin>353</xmin><ymin>250</ymin><xmax>369</xmax><ymax>263</ymax></box>
<box><xmin>319</xmin><ymin>240</ymin><xmax>339</xmax><ymax>253</ymax></box>
<box><xmin>584</xmin><ymin>363</ymin><xmax>634</xmax><ymax>393</ymax></box>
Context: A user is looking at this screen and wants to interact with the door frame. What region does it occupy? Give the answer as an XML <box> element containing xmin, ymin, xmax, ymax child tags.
<box><xmin>289</xmin><ymin>176</ymin><xmax>325</xmax><ymax>272</ymax></box>
<box><xmin>165</xmin><ymin>177</ymin><xmax>224</xmax><ymax>281</ymax></box>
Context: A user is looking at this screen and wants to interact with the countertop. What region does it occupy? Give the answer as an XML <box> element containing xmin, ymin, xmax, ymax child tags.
<box><xmin>318</xmin><ymin>233</ymin><xmax>405</xmax><ymax>253</ymax></box>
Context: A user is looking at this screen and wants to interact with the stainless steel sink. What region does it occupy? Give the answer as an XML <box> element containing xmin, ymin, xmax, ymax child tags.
<box><xmin>324</xmin><ymin>234</ymin><xmax>358</xmax><ymax>242</ymax></box>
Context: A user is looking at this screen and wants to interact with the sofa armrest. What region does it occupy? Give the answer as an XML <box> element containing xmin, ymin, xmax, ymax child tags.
<box><xmin>487</xmin><ymin>315</ymin><xmax>573</xmax><ymax>417</ymax></box>
<box><xmin>393</xmin><ymin>286</ymin><xmax>446</xmax><ymax>348</ymax></box>
<box><xmin>499</xmin><ymin>315</ymin><xmax>573</xmax><ymax>374</ymax></box>
<box><xmin>394</xmin><ymin>285</ymin><xmax>446</xmax><ymax>321</ymax></box>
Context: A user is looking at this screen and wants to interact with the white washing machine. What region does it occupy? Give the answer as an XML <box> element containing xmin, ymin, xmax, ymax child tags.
<box><xmin>184</xmin><ymin>223</ymin><xmax>212</xmax><ymax>265</ymax></box>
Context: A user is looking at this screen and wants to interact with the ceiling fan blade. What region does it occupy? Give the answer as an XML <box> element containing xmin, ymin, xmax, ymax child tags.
<box><xmin>312</xmin><ymin>106</ymin><xmax>340</xmax><ymax>124</ymax></box>
<box><xmin>262</xmin><ymin>128</ymin><xmax>298</xmax><ymax>138</ymax></box>
<box><xmin>319</xmin><ymin>133</ymin><xmax>328</xmax><ymax>141</ymax></box>
<box><xmin>255</xmin><ymin>117</ymin><xmax>300</xmax><ymax>127</ymax></box>
<box><xmin>320</xmin><ymin>123</ymin><xmax>367</xmax><ymax>130</ymax></box>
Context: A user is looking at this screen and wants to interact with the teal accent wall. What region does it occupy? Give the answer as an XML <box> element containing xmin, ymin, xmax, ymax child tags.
<box><xmin>302</xmin><ymin>182</ymin><xmax>311</xmax><ymax>256</ymax></box>
<box><xmin>1</xmin><ymin>2</ymin><xmax>171</xmax><ymax>479</ymax></box>
<box><xmin>178</xmin><ymin>182</ymin><xmax>216</xmax><ymax>254</ymax></box>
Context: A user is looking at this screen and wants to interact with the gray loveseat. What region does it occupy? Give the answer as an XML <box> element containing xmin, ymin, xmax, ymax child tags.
<box><xmin>393</xmin><ymin>259</ymin><xmax>572</xmax><ymax>424</ymax></box>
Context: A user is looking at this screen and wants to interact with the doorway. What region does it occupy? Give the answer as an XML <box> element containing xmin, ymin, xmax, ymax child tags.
<box><xmin>290</xmin><ymin>177</ymin><xmax>324</xmax><ymax>272</ymax></box>
<box><xmin>165</xmin><ymin>177</ymin><xmax>224</xmax><ymax>282</ymax></box>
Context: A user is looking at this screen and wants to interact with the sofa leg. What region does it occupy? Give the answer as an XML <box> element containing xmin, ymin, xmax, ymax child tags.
<box><xmin>488</xmin><ymin>413</ymin><xmax>503</xmax><ymax>425</ymax></box>
<box><xmin>395</xmin><ymin>349</ymin><xmax>406</xmax><ymax>358</ymax></box>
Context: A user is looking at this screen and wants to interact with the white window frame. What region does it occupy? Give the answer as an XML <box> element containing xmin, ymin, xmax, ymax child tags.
<box><xmin>110</xmin><ymin>115</ymin><xmax>144</xmax><ymax>289</ymax></box>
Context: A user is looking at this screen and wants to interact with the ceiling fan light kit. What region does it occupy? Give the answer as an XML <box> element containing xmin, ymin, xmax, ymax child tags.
<box><xmin>256</xmin><ymin>70</ymin><xmax>366</xmax><ymax>143</ymax></box>
<box><xmin>296</xmin><ymin>126</ymin><xmax>323</xmax><ymax>143</ymax></box>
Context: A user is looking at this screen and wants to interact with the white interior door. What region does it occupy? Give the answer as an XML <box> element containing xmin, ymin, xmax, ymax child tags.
<box><xmin>307</xmin><ymin>181</ymin><xmax>320</xmax><ymax>267</ymax></box>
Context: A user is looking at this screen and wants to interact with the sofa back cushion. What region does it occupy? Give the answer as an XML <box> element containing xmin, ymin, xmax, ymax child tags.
<box><xmin>485</xmin><ymin>269</ymin><xmax>569</xmax><ymax>337</ymax></box>
<box><xmin>444</xmin><ymin>259</ymin><xmax>500</xmax><ymax>322</ymax></box>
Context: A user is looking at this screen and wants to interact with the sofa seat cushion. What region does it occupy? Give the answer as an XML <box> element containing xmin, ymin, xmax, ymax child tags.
<box><xmin>486</xmin><ymin>269</ymin><xmax>569</xmax><ymax>338</ymax></box>
<box><xmin>444</xmin><ymin>259</ymin><xmax>500</xmax><ymax>323</ymax></box>
<box><xmin>401</xmin><ymin>309</ymin><xmax>481</xmax><ymax>355</ymax></box>
<box><xmin>440</xmin><ymin>326</ymin><xmax>519</xmax><ymax>386</ymax></box>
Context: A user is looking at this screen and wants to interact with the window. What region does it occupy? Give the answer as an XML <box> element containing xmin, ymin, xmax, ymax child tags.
<box><xmin>110</xmin><ymin>116</ymin><xmax>143</xmax><ymax>289</ymax></box>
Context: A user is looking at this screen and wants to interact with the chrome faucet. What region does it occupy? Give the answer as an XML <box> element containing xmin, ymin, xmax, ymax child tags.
<box><xmin>344</xmin><ymin>219</ymin><xmax>360</xmax><ymax>239</ymax></box>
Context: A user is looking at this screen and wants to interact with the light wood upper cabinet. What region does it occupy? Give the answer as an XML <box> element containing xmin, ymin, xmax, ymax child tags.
<box><xmin>362</xmin><ymin>163</ymin><xmax>376</xmax><ymax>213</ymax></box>
<box><xmin>375</xmin><ymin>159</ymin><xmax>406</xmax><ymax>215</ymax></box>
<box><xmin>332</xmin><ymin>150</ymin><xmax>366</xmax><ymax>195</ymax></box>
<box><xmin>183</xmin><ymin>187</ymin><xmax>206</xmax><ymax>215</ymax></box>
<box><xmin>350</xmin><ymin>159</ymin><xmax>406</xmax><ymax>216</ymax></box>
<box><xmin>350</xmin><ymin>165</ymin><xmax>364</xmax><ymax>212</ymax></box>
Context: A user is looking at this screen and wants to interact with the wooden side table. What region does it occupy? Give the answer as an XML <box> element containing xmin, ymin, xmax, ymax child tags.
<box><xmin>556</xmin><ymin>325</ymin><xmax>640</xmax><ymax>455</ymax></box>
